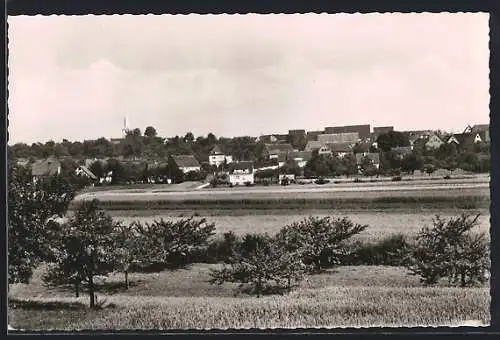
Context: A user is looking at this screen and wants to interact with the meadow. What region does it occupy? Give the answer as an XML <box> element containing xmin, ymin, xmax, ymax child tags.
<box><xmin>110</xmin><ymin>210</ymin><xmax>491</xmax><ymax>242</ymax></box>
<box><xmin>8</xmin><ymin>264</ymin><xmax>490</xmax><ymax>330</ymax></box>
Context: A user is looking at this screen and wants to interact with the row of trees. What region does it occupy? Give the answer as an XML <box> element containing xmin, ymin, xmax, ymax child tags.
<box><xmin>8</xmin><ymin>127</ymin><xmax>268</xmax><ymax>165</ymax></box>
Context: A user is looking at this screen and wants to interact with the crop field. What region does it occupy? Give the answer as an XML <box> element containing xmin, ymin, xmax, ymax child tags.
<box><xmin>110</xmin><ymin>210</ymin><xmax>491</xmax><ymax>242</ymax></box>
<box><xmin>8</xmin><ymin>264</ymin><xmax>489</xmax><ymax>330</ymax></box>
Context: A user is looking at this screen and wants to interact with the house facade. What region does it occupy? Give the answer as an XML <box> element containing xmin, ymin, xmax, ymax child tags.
<box><xmin>229</xmin><ymin>161</ymin><xmax>254</xmax><ymax>185</ymax></box>
<box><xmin>326</xmin><ymin>143</ymin><xmax>353</xmax><ymax>159</ymax></box>
<box><xmin>208</xmin><ymin>145</ymin><xmax>233</xmax><ymax>167</ymax></box>
<box><xmin>425</xmin><ymin>134</ymin><xmax>444</xmax><ymax>150</ymax></box>
<box><xmin>471</xmin><ymin>124</ymin><xmax>490</xmax><ymax>142</ymax></box>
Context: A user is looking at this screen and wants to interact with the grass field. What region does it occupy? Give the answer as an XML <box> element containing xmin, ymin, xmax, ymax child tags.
<box><xmin>109</xmin><ymin>210</ymin><xmax>490</xmax><ymax>242</ymax></box>
<box><xmin>8</xmin><ymin>264</ymin><xmax>490</xmax><ymax>330</ymax></box>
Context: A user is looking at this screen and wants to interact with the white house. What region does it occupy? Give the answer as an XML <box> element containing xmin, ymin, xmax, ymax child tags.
<box><xmin>229</xmin><ymin>161</ymin><xmax>254</xmax><ymax>186</ymax></box>
<box><xmin>208</xmin><ymin>145</ymin><xmax>233</xmax><ymax>167</ymax></box>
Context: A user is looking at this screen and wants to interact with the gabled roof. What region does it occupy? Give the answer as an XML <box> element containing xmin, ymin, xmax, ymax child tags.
<box><xmin>265</xmin><ymin>143</ymin><xmax>294</xmax><ymax>154</ymax></box>
<box><xmin>77</xmin><ymin>165</ymin><xmax>98</xmax><ymax>180</ymax></box>
<box><xmin>31</xmin><ymin>158</ymin><xmax>60</xmax><ymax>177</ymax></box>
<box><xmin>449</xmin><ymin>133</ymin><xmax>477</xmax><ymax>145</ymax></box>
<box><xmin>210</xmin><ymin>145</ymin><xmax>224</xmax><ymax>155</ymax></box>
<box><xmin>326</xmin><ymin>142</ymin><xmax>353</xmax><ymax>153</ymax></box>
<box><xmin>171</xmin><ymin>155</ymin><xmax>201</xmax><ymax>168</ymax></box>
<box><xmin>304</xmin><ymin>140</ymin><xmax>324</xmax><ymax>151</ymax></box>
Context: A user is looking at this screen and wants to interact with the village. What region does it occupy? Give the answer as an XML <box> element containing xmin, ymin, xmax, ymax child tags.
<box><xmin>10</xmin><ymin>122</ymin><xmax>491</xmax><ymax>188</ymax></box>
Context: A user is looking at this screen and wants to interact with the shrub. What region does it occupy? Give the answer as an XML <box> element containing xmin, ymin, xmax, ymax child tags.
<box><xmin>204</xmin><ymin>231</ymin><xmax>240</xmax><ymax>263</ymax></box>
<box><xmin>344</xmin><ymin>234</ymin><xmax>409</xmax><ymax>266</ymax></box>
<box><xmin>444</xmin><ymin>175</ymin><xmax>451</xmax><ymax>180</ymax></box>
<box><xmin>391</xmin><ymin>176</ymin><xmax>402</xmax><ymax>182</ymax></box>
<box><xmin>353</xmin><ymin>178</ymin><xmax>363</xmax><ymax>183</ymax></box>
<box><xmin>244</xmin><ymin>181</ymin><xmax>253</xmax><ymax>187</ymax></box>
<box><xmin>404</xmin><ymin>213</ymin><xmax>489</xmax><ymax>287</ymax></box>
<box><xmin>314</xmin><ymin>178</ymin><xmax>329</xmax><ymax>185</ymax></box>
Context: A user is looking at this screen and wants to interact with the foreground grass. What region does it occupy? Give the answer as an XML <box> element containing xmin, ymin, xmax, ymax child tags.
<box><xmin>9</xmin><ymin>265</ymin><xmax>490</xmax><ymax>330</ymax></box>
<box><xmin>9</xmin><ymin>287</ymin><xmax>489</xmax><ymax>330</ymax></box>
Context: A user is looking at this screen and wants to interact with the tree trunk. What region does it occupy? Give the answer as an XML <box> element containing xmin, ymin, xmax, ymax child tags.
<box><xmin>125</xmin><ymin>270</ymin><xmax>129</xmax><ymax>290</ymax></box>
<box><xmin>461</xmin><ymin>271</ymin><xmax>466</xmax><ymax>288</ymax></box>
<box><xmin>88</xmin><ymin>275</ymin><xmax>95</xmax><ymax>309</ymax></box>
<box><xmin>287</xmin><ymin>276</ymin><xmax>291</xmax><ymax>293</ymax></box>
<box><xmin>75</xmin><ymin>281</ymin><xmax>79</xmax><ymax>298</ymax></box>
<box><xmin>257</xmin><ymin>277</ymin><xmax>262</xmax><ymax>298</ymax></box>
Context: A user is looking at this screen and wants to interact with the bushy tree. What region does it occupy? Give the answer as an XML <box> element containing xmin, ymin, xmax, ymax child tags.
<box><xmin>405</xmin><ymin>213</ymin><xmax>489</xmax><ymax>287</ymax></box>
<box><xmin>401</xmin><ymin>153</ymin><xmax>423</xmax><ymax>174</ymax></box>
<box><xmin>8</xmin><ymin>165</ymin><xmax>75</xmax><ymax>285</ymax></box>
<box><xmin>114</xmin><ymin>222</ymin><xmax>147</xmax><ymax>289</ymax></box>
<box><xmin>144</xmin><ymin>126</ymin><xmax>158</xmax><ymax>138</ymax></box>
<box><xmin>277</xmin><ymin>216</ymin><xmax>368</xmax><ymax>272</ymax></box>
<box><xmin>376</xmin><ymin>131</ymin><xmax>410</xmax><ymax>152</ymax></box>
<box><xmin>44</xmin><ymin>200</ymin><xmax>120</xmax><ymax>308</ymax></box>
<box><xmin>134</xmin><ymin>217</ymin><xmax>216</xmax><ymax>268</ymax></box>
<box><xmin>209</xmin><ymin>233</ymin><xmax>307</xmax><ymax>296</ymax></box>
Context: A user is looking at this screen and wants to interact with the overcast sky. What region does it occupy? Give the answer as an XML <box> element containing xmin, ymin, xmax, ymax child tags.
<box><xmin>8</xmin><ymin>13</ymin><xmax>489</xmax><ymax>145</ymax></box>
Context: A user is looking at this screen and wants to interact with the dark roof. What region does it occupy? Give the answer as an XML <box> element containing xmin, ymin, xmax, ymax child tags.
<box><xmin>31</xmin><ymin>158</ymin><xmax>60</xmax><ymax>177</ymax></box>
<box><xmin>354</xmin><ymin>142</ymin><xmax>371</xmax><ymax>153</ymax></box>
<box><xmin>306</xmin><ymin>131</ymin><xmax>322</xmax><ymax>141</ymax></box>
<box><xmin>77</xmin><ymin>166</ymin><xmax>97</xmax><ymax>180</ymax></box>
<box><xmin>326</xmin><ymin>143</ymin><xmax>353</xmax><ymax>153</ymax></box>
<box><xmin>288</xmin><ymin>129</ymin><xmax>306</xmax><ymax>135</ymax></box>
<box><xmin>171</xmin><ymin>155</ymin><xmax>201</xmax><ymax>168</ymax></box>
<box><xmin>472</xmin><ymin>124</ymin><xmax>489</xmax><ymax>133</ymax></box>
<box><xmin>373</xmin><ymin>126</ymin><xmax>394</xmax><ymax>134</ymax></box>
<box><xmin>450</xmin><ymin>133</ymin><xmax>476</xmax><ymax>145</ymax></box>
<box><xmin>324</xmin><ymin>125</ymin><xmax>371</xmax><ymax>139</ymax></box>
<box><xmin>265</xmin><ymin>143</ymin><xmax>294</xmax><ymax>154</ymax></box>
<box><xmin>210</xmin><ymin>145</ymin><xmax>224</xmax><ymax>155</ymax></box>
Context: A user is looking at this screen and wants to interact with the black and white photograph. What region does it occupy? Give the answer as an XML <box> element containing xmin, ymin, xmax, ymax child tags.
<box><xmin>7</xmin><ymin>13</ymin><xmax>491</xmax><ymax>330</ymax></box>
